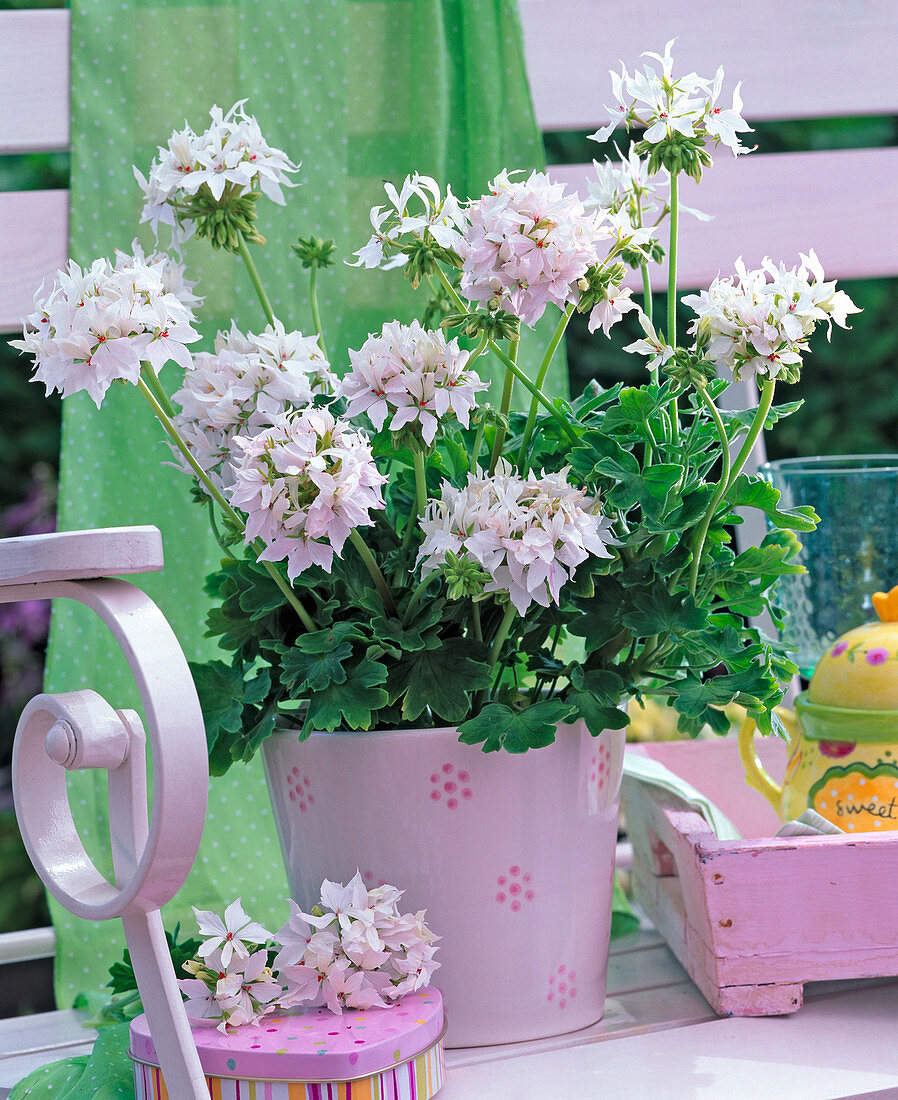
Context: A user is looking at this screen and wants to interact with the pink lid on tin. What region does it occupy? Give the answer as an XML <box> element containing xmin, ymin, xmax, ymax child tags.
<box><xmin>129</xmin><ymin>987</ymin><xmax>444</xmax><ymax>1082</ymax></box>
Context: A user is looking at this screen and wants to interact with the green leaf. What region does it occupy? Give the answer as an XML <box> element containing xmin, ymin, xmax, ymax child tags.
<box><xmin>388</xmin><ymin>637</ymin><xmax>491</xmax><ymax>723</ymax></box>
<box><xmin>567</xmin><ymin>667</ymin><xmax>629</xmax><ymax>736</ymax></box>
<box><xmin>728</xmin><ymin>473</ymin><xmax>819</xmax><ymax>532</ymax></box>
<box><xmin>303</xmin><ymin>658</ymin><xmax>389</xmax><ymax>732</ymax></box>
<box><xmin>732</xmin><ymin>543</ymin><xmax>806</xmax><ymax>576</ymax></box>
<box><xmin>568</xmin><ymin>577</ymin><xmax>627</xmax><ymax>649</ymax></box>
<box><xmin>620</xmin><ymin>587</ymin><xmax>708</xmax><ymax>637</ymax></box>
<box><xmin>568</xmin><ymin>430</ymin><xmax>640</xmax><ymax>482</ymax></box>
<box><xmin>570</xmin><ymin>666</ymin><xmax>627</xmax><ymax>703</ymax></box>
<box><xmin>568</xmin><ymin>691</ymin><xmax>630</xmax><ymax>737</ymax></box>
<box><xmin>458</xmin><ymin>699</ymin><xmax>576</xmax><ymax>753</ymax></box>
<box><xmin>189</xmin><ymin>660</ymin><xmax>245</xmax><ymax>738</ymax></box>
<box><xmin>278</xmin><ymin>622</ymin><xmax>366</xmax><ymax>692</ymax></box>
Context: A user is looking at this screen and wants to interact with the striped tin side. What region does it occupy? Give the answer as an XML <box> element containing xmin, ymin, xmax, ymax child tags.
<box><xmin>132</xmin><ymin>1038</ymin><xmax>445</xmax><ymax>1100</ymax></box>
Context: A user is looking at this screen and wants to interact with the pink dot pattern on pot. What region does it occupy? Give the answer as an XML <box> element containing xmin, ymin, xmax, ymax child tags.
<box><xmin>285</xmin><ymin>767</ymin><xmax>315</xmax><ymax>813</ymax></box>
<box><xmin>589</xmin><ymin>742</ymin><xmax>612</xmax><ymax>792</ymax></box>
<box><xmin>546</xmin><ymin>965</ymin><xmax>577</xmax><ymax>1009</ymax></box>
<box><xmin>495</xmin><ymin>865</ymin><xmax>534</xmax><ymax>910</ymax></box>
<box><xmin>361</xmin><ymin>870</ymin><xmax>388</xmax><ymax>888</ymax></box>
<box><xmin>429</xmin><ymin>763</ymin><xmax>472</xmax><ymax>810</ymax></box>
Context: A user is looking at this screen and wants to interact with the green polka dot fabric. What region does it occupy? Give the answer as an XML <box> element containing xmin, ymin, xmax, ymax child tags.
<box><xmin>44</xmin><ymin>0</ymin><xmax>558</xmax><ymax>1008</ymax></box>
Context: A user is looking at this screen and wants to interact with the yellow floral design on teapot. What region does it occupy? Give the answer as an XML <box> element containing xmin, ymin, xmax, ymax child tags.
<box><xmin>740</xmin><ymin>586</ymin><xmax>898</xmax><ymax>831</ymax></box>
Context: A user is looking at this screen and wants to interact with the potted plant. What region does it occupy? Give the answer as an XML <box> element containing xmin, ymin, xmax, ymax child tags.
<box><xmin>13</xmin><ymin>45</ymin><xmax>858</xmax><ymax>1045</ymax></box>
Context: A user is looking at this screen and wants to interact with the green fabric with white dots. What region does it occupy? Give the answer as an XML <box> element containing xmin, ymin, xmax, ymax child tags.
<box><xmin>44</xmin><ymin>0</ymin><xmax>556</xmax><ymax>1009</ymax></box>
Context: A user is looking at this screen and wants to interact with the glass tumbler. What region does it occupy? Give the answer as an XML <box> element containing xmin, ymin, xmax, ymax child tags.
<box><xmin>760</xmin><ymin>455</ymin><xmax>898</xmax><ymax>678</ymax></box>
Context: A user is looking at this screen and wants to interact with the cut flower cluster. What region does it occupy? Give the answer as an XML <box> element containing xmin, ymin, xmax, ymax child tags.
<box><xmin>417</xmin><ymin>461</ymin><xmax>614</xmax><ymax>614</ymax></box>
<box><xmin>180</xmin><ymin>875</ymin><xmax>440</xmax><ymax>1030</ymax></box>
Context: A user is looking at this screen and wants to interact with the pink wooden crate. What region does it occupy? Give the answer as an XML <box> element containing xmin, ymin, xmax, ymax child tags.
<box><xmin>622</xmin><ymin>738</ymin><xmax>898</xmax><ymax>1016</ymax></box>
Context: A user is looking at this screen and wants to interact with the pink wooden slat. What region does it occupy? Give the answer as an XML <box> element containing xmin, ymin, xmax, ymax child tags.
<box><xmin>0</xmin><ymin>190</ymin><xmax>69</xmax><ymax>334</ymax></box>
<box><xmin>519</xmin><ymin>0</ymin><xmax>898</xmax><ymax>130</ymax></box>
<box><xmin>0</xmin><ymin>528</ymin><xmax>164</xmax><ymax>586</ymax></box>
<box><xmin>0</xmin><ymin>10</ymin><xmax>70</xmax><ymax>154</ymax></box>
<box><xmin>549</xmin><ymin>147</ymin><xmax>898</xmax><ymax>289</ymax></box>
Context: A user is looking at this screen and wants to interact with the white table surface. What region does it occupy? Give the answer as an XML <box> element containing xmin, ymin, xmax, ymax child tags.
<box><xmin>2</xmin><ymin>928</ymin><xmax>898</xmax><ymax>1099</ymax></box>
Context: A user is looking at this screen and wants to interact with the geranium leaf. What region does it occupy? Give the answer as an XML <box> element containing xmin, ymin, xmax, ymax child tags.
<box><xmin>567</xmin><ymin>691</ymin><xmax>630</xmax><ymax>737</ymax></box>
<box><xmin>303</xmin><ymin>658</ymin><xmax>389</xmax><ymax>732</ymax></box>
<box><xmin>388</xmin><ymin>637</ymin><xmax>491</xmax><ymax>723</ymax></box>
<box><xmin>189</xmin><ymin>659</ymin><xmax>245</xmax><ymax>736</ymax></box>
<box><xmin>458</xmin><ymin>699</ymin><xmax>576</xmax><ymax>753</ymax></box>
<box><xmin>727</xmin><ymin>473</ymin><xmax>819</xmax><ymax>532</ymax></box>
<box><xmin>620</xmin><ymin>587</ymin><xmax>708</xmax><ymax>637</ymax></box>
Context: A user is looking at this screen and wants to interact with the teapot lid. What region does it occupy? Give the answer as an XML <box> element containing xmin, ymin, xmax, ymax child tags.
<box><xmin>808</xmin><ymin>585</ymin><xmax>898</xmax><ymax>711</ymax></box>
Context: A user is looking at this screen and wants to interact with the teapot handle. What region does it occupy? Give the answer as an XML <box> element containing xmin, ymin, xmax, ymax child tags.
<box><xmin>738</xmin><ymin>707</ymin><xmax>801</xmax><ymax>813</ymax></box>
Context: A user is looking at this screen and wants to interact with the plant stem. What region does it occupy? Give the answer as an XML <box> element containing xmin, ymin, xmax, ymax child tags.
<box><xmin>349</xmin><ymin>528</ymin><xmax>399</xmax><ymax>617</ymax></box>
<box><xmin>489</xmin><ymin>334</ymin><xmax>519</xmax><ymax>473</ymax></box>
<box><xmin>432</xmin><ymin>262</ymin><xmax>578</xmax><ymax>441</ymax></box>
<box><xmin>488</xmin><ymin>603</ymin><xmax>517</xmax><ymax>671</ymax></box>
<box><xmin>470</xmin><ymin>417</ymin><xmax>487</xmax><ymax>469</ymax></box>
<box><xmin>237</xmin><ymin>236</ymin><xmax>275</xmax><ymax>326</ymax></box>
<box><xmin>412</xmin><ymin>447</ymin><xmax>428</xmax><ymax>517</ymax></box>
<box><xmin>687</xmin><ymin>380</ymin><xmax>732</xmax><ymax>595</ymax></box>
<box><xmin>472</xmin><ymin>601</ymin><xmax>483</xmax><ymax>644</ymax></box>
<box><xmin>137</xmin><ymin>377</ymin><xmax>316</xmax><ymax>633</ymax></box>
<box><xmin>403</xmin><ymin>574</ymin><xmax>433</xmax><ymax>624</ymax></box>
<box><xmin>486</xmin><ymin>340</ymin><xmax>578</xmax><ymax>441</ymax></box>
<box><xmin>642</xmin><ymin>263</ymin><xmax>654</xmax><ymax>334</ymax></box>
<box><xmin>725</xmin><ymin>378</ymin><xmax>776</xmax><ymax>492</ymax></box>
<box><xmin>517</xmin><ymin>302</ymin><xmax>575</xmax><ymax>473</ymax></box>
<box><xmin>666</xmin><ymin>172</ymin><xmax>680</xmax><ymax>442</ymax></box>
<box><xmin>466</xmin><ymin>332</ymin><xmax>489</xmax><ymax>367</ymax></box>
<box><xmin>636</xmin><ymin>191</ymin><xmax>654</xmax><ymax>346</ymax></box>
<box><xmin>667</xmin><ymin>173</ymin><xmax>679</xmax><ymax>351</ymax></box>
<box><xmin>309</xmin><ymin>262</ymin><xmax>328</xmax><ymax>360</ymax></box>
<box><xmin>140</xmin><ymin>362</ymin><xmax>176</xmax><ymax>418</ymax></box>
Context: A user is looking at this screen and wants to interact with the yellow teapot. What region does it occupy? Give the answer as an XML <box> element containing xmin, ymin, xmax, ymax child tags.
<box><xmin>740</xmin><ymin>586</ymin><xmax>898</xmax><ymax>831</ymax></box>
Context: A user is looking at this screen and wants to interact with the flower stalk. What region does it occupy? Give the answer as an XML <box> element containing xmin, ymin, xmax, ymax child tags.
<box><xmin>237</xmin><ymin>236</ymin><xmax>276</xmax><ymax>327</ymax></box>
<box><xmin>687</xmin><ymin>380</ymin><xmax>732</xmax><ymax>594</ymax></box>
<box><xmin>348</xmin><ymin>527</ymin><xmax>399</xmax><ymax>618</ymax></box>
<box><xmin>517</xmin><ymin>302</ymin><xmax>575</xmax><ymax>473</ymax></box>
<box><xmin>136</xmin><ymin>377</ymin><xmax>317</xmax><ymax>633</ymax></box>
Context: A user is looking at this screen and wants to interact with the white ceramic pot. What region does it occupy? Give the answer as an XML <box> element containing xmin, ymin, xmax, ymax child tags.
<box><xmin>262</xmin><ymin>720</ymin><xmax>625</xmax><ymax>1047</ymax></box>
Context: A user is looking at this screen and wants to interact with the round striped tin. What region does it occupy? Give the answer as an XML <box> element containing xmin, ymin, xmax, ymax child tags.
<box><xmin>129</xmin><ymin>988</ymin><xmax>445</xmax><ymax>1100</ymax></box>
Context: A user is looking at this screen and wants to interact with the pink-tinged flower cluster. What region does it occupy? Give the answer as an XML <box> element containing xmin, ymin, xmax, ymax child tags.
<box><xmin>459</xmin><ymin>170</ymin><xmax>614</xmax><ymax>327</ymax></box>
<box><xmin>134</xmin><ymin>100</ymin><xmax>300</xmax><ymax>243</ymax></box>
<box><xmin>172</xmin><ymin>320</ymin><xmax>335</xmax><ymax>494</ymax></box>
<box><xmin>342</xmin><ymin>320</ymin><xmax>488</xmax><ymax>445</ymax></box>
<box><xmin>179</xmin><ymin>879</ymin><xmax>440</xmax><ymax>1029</ymax></box>
<box><xmin>682</xmin><ymin>250</ymin><xmax>861</xmax><ymax>383</ymax></box>
<box><xmin>349</xmin><ymin>174</ymin><xmax>466</xmax><ymax>270</ymax></box>
<box><xmin>13</xmin><ymin>252</ymin><xmax>200</xmax><ymax>407</ymax></box>
<box><xmin>590</xmin><ymin>39</ymin><xmax>751</xmax><ymax>156</ymax></box>
<box><xmin>181</xmin><ymin>898</ymin><xmax>279</xmax><ymax>1031</ymax></box>
<box><xmin>417</xmin><ymin>461</ymin><xmax>614</xmax><ymax>614</ymax></box>
<box><xmin>274</xmin><ymin>872</ymin><xmax>440</xmax><ymax>1015</ymax></box>
<box><xmin>228</xmin><ymin>408</ymin><xmax>387</xmax><ymax>580</ymax></box>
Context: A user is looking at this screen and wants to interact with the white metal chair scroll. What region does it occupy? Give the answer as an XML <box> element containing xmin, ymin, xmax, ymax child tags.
<box><xmin>7</xmin><ymin>526</ymin><xmax>209</xmax><ymax>1099</ymax></box>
